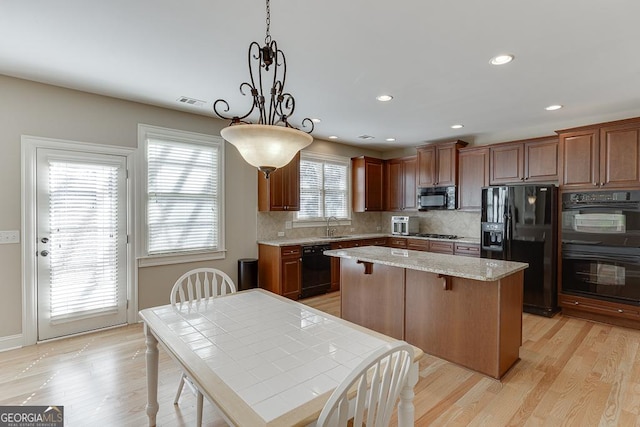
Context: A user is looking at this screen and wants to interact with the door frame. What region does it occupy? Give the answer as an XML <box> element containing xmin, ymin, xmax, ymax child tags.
<box><xmin>21</xmin><ymin>135</ymin><xmax>136</xmax><ymax>345</ymax></box>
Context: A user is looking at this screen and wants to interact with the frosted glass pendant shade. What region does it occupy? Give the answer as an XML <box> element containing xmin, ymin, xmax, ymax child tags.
<box><xmin>221</xmin><ymin>124</ymin><xmax>313</xmax><ymax>177</ymax></box>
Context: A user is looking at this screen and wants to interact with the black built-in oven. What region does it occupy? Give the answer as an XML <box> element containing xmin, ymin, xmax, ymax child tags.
<box><xmin>561</xmin><ymin>190</ymin><xmax>640</xmax><ymax>305</ymax></box>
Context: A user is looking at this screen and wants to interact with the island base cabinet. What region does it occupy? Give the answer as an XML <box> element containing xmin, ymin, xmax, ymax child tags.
<box><xmin>404</xmin><ymin>269</ymin><xmax>523</xmax><ymax>379</ymax></box>
<box><xmin>340</xmin><ymin>258</ymin><xmax>405</xmax><ymax>340</ymax></box>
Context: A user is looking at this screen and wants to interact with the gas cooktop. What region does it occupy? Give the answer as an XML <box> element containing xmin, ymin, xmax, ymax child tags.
<box><xmin>414</xmin><ymin>233</ymin><xmax>458</xmax><ymax>239</ymax></box>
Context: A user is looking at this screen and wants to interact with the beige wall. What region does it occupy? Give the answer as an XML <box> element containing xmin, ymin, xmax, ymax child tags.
<box><xmin>0</xmin><ymin>75</ymin><xmax>260</xmax><ymax>340</ymax></box>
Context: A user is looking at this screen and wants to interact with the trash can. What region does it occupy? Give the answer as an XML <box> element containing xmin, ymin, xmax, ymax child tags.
<box><xmin>237</xmin><ymin>258</ymin><xmax>258</xmax><ymax>291</ymax></box>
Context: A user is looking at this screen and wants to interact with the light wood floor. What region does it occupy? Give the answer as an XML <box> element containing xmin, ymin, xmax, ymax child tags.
<box><xmin>1</xmin><ymin>291</ymin><xmax>639</xmax><ymax>426</ymax></box>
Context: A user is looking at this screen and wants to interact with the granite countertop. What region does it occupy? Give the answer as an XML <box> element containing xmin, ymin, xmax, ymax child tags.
<box><xmin>258</xmin><ymin>233</ymin><xmax>481</xmax><ymax>247</ymax></box>
<box><xmin>324</xmin><ymin>245</ymin><xmax>528</xmax><ymax>282</ymax></box>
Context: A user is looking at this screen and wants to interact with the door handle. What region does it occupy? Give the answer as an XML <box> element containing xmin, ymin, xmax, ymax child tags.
<box><xmin>41</xmin><ymin>237</ymin><xmax>49</xmax><ymax>244</ymax></box>
<box><xmin>40</xmin><ymin>250</ymin><xmax>49</xmax><ymax>257</ymax></box>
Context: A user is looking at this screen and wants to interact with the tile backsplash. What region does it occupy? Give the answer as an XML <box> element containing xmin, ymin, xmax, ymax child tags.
<box><xmin>257</xmin><ymin>210</ymin><xmax>481</xmax><ymax>241</ymax></box>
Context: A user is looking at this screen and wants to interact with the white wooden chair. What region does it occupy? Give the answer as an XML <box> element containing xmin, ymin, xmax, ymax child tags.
<box><xmin>316</xmin><ymin>341</ymin><xmax>414</xmax><ymax>427</ymax></box>
<box><xmin>170</xmin><ymin>268</ymin><xmax>237</xmax><ymax>427</ymax></box>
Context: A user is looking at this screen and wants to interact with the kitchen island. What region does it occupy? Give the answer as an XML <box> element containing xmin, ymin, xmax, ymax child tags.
<box><xmin>324</xmin><ymin>246</ymin><xmax>528</xmax><ymax>379</ymax></box>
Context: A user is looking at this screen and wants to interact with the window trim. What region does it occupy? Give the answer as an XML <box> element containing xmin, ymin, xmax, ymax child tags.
<box><xmin>137</xmin><ymin>124</ymin><xmax>225</xmax><ymax>266</ymax></box>
<box><xmin>294</xmin><ymin>151</ymin><xmax>352</xmax><ymax>227</ymax></box>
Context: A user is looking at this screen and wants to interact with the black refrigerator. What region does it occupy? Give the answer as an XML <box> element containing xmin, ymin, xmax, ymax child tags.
<box><xmin>481</xmin><ymin>185</ymin><xmax>559</xmax><ymax>317</ymax></box>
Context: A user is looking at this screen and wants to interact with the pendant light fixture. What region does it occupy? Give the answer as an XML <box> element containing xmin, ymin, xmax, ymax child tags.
<box><xmin>214</xmin><ymin>0</ymin><xmax>314</xmax><ymax>178</ymax></box>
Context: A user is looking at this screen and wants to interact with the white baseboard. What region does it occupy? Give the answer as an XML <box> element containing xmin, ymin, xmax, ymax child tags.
<box><xmin>0</xmin><ymin>334</ymin><xmax>23</xmax><ymax>352</ymax></box>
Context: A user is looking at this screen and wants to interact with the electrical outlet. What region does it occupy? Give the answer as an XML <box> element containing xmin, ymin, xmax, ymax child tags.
<box><xmin>376</xmin><ymin>226</ymin><xmax>381</xmax><ymax>231</ymax></box>
<box><xmin>277</xmin><ymin>231</ymin><xmax>285</xmax><ymax>237</ymax></box>
<box><xmin>285</xmin><ymin>221</ymin><xmax>292</xmax><ymax>229</ymax></box>
<box><xmin>0</xmin><ymin>230</ymin><xmax>20</xmax><ymax>244</ymax></box>
<box><xmin>350</xmin><ymin>227</ymin><xmax>355</xmax><ymax>232</ymax></box>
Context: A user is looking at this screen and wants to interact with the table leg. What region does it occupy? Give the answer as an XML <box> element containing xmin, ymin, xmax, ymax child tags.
<box><xmin>398</xmin><ymin>360</ymin><xmax>418</xmax><ymax>427</ymax></box>
<box><xmin>144</xmin><ymin>323</ymin><xmax>159</xmax><ymax>426</ymax></box>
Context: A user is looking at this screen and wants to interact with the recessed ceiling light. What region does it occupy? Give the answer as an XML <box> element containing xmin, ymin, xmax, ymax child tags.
<box><xmin>386</xmin><ymin>138</ymin><xmax>396</xmax><ymax>142</ymax></box>
<box><xmin>328</xmin><ymin>135</ymin><xmax>338</xmax><ymax>139</ymax></box>
<box><xmin>376</xmin><ymin>94</ymin><xmax>393</xmax><ymax>102</ymax></box>
<box><xmin>451</xmin><ymin>124</ymin><xmax>464</xmax><ymax>129</ymax></box>
<box><xmin>311</xmin><ymin>118</ymin><xmax>322</xmax><ymax>123</ymax></box>
<box><xmin>490</xmin><ymin>54</ymin><xmax>514</xmax><ymax>65</ymax></box>
<box><xmin>545</xmin><ymin>104</ymin><xmax>563</xmax><ymax>111</ymax></box>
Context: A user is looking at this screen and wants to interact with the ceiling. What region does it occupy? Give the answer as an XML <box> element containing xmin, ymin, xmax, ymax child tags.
<box><xmin>2</xmin><ymin>0</ymin><xmax>640</xmax><ymax>151</ymax></box>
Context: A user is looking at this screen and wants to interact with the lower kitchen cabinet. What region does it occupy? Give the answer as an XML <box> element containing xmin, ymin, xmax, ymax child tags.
<box><xmin>258</xmin><ymin>244</ymin><xmax>302</xmax><ymax>300</ymax></box>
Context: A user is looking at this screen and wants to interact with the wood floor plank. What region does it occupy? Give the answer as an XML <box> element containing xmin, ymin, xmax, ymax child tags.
<box><xmin>2</xmin><ymin>291</ymin><xmax>640</xmax><ymax>426</ymax></box>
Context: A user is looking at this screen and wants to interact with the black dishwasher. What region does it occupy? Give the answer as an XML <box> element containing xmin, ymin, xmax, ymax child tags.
<box><xmin>300</xmin><ymin>244</ymin><xmax>331</xmax><ymax>298</ymax></box>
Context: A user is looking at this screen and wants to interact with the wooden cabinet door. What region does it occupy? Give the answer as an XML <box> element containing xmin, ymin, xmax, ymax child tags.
<box><xmin>385</xmin><ymin>159</ymin><xmax>403</xmax><ymax>211</ymax></box>
<box><xmin>600</xmin><ymin>122</ymin><xmax>640</xmax><ymax>189</ymax></box>
<box><xmin>435</xmin><ymin>144</ymin><xmax>457</xmax><ymax>186</ymax></box>
<box><xmin>402</xmin><ymin>156</ymin><xmax>417</xmax><ymax>210</ymax></box>
<box><xmin>364</xmin><ymin>158</ymin><xmax>384</xmax><ymax>211</ymax></box>
<box><xmin>283</xmin><ymin>152</ymin><xmax>300</xmax><ymax>210</ymax></box>
<box><xmin>458</xmin><ymin>147</ymin><xmax>489</xmax><ymax>211</ymax></box>
<box><xmin>281</xmin><ymin>255</ymin><xmax>301</xmax><ymax>300</ymax></box>
<box><xmin>352</xmin><ymin>157</ymin><xmax>384</xmax><ymax>212</ymax></box>
<box><xmin>258</xmin><ymin>152</ymin><xmax>300</xmax><ymax>211</ymax></box>
<box><xmin>524</xmin><ymin>138</ymin><xmax>558</xmax><ymax>182</ymax></box>
<box><xmin>490</xmin><ymin>143</ymin><xmax>524</xmax><ymax>184</ymax></box>
<box><xmin>417</xmin><ymin>146</ymin><xmax>436</xmax><ymax>187</ymax></box>
<box><xmin>559</xmin><ymin>130</ymin><xmax>599</xmax><ymax>189</ymax></box>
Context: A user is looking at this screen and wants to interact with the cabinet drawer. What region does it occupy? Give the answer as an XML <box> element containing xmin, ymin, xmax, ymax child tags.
<box><xmin>361</xmin><ymin>238</ymin><xmax>387</xmax><ymax>246</ymax></box>
<box><xmin>407</xmin><ymin>238</ymin><xmax>429</xmax><ymax>251</ymax></box>
<box><xmin>454</xmin><ymin>243</ymin><xmax>480</xmax><ymax>257</ymax></box>
<box><xmin>429</xmin><ymin>241</ymin><xmax>454</xmax><ymax>254</ymax></box>
<box><xmin>281</xmin><ymin>246</ymin><xmax>301</xmax><ymax>258</ymax></box>
<box><xmin>559</xmin><ymin>294</ymin><xmax>640</xmax><ymax>320</ymax></box>
<box><xmin>387</xmin><ymin>237</ymin><xmax>407</xmax><ymax>248</ymax></box>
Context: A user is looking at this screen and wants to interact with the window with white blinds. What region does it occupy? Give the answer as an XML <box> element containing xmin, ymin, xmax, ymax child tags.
<box><xmin>146</xmin><ymin>137</ymin><xmax>221</xmax><ymax>255</ymax></box>
<box><xmin>297</xmin><ymin>152</ymin><xmax>350</xmax><ymax>221</ymax></box>
<box><xmin>48</xmin><ymin>161</ymin><xmax>121</xmax><ymax>319</ymax></box>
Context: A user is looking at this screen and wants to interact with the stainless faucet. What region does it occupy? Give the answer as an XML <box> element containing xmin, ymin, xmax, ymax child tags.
<box><xmin>326</xmin><ymin>216</ymin><xmax>339</xmax><ymax>237</ymax></box>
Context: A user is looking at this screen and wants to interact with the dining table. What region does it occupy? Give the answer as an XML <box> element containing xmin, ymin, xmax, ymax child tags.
<box><xmin>139</xmin><ymin>288</ymin><xmax>423</xmax><ymax>426</ymax></box>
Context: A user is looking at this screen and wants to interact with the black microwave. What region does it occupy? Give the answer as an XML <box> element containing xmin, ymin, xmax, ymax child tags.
<box><xmin>418</xmin><ymin>186</ymin><xmax>456</xmax><ymax>210</ymax></box>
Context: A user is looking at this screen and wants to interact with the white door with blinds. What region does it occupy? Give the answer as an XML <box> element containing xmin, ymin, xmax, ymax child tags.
<box><xmin>36</xmin><ymin>149</ymin><xmax>128</xmax><ymax>341</ymax></box>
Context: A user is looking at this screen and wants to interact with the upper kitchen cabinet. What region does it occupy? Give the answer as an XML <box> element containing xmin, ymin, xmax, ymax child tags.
<box><xmin>489</xmin><ymin>137</ymin><xmax>559</xmax><ymax>184</ymax></box>
<box><xmin>385</xmin><ymin>155</ymin><xmax>417</xmax><ymax>211</ymax></box>
<box><xmin>559</xmin><ymin>118</ymin><xmax>640</xmax><ymax>190</ymax></box>
<box><xmin>417</xmin><ymin>140</ymin><xmax>468</xmax><ymax>187</ymax></box>
<box><xmin>352</xmin><ymin>156</ymin><xmax>384</xmax><ymax>212</ymax></box>
<box><xmin>258</xmin><ymin>152</ymin><xmax>300</xmax><ymax>211</ymax></box>
<box><xmin>457</xmin><ymin>146</ymin><xmax>489</xmax><ymax>211</ymax></box>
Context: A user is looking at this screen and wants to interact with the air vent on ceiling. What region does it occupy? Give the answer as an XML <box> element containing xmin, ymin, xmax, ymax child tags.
<box><xmin>177</xmin><ymin>96</ymin><xmax>206</xmax><ymax>107</ymax></box>
<box><xmin>358</xmin><ymin>135</ymin><xmax>375</xmax><ymax>140</ymax></box>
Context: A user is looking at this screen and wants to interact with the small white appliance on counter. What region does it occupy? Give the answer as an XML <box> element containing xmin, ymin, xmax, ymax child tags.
<box><xmin>391</xmin><ymin>216</ymin><xmax>419</xmax><ymax>235</ymax></box>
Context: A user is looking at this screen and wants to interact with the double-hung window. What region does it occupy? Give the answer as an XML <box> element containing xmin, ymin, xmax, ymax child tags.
<box><xmin>297</xmin><ymin>152</ymin><xmax>351</xmax><ymax>222</ymax></box>
<box><xmin>138</xmin><ymin>124</ymin><xmax>225</xmax><ymax>265</ymax></box>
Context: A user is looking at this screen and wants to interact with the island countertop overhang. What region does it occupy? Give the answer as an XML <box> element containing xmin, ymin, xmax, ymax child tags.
<box><xmin>324</xmin><ymin>245</ymin><xmax>528</xmax><ymax>282</ymax></box>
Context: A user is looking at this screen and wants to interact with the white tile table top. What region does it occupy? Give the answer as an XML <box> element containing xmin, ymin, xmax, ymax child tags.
<box><xmin>140</xmin><ymin>289</ymin><xmax>404</xmax><ymax>426</ymax></box>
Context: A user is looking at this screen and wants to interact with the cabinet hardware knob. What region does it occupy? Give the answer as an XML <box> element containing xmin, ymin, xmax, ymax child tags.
<box><xmin>600</xmin><ymin>182</ymin><xmax>605</xmax><ymax>186</ymax></box>
<box><xmin>40</xmin><ymin>250</ymin><xmax>49</xmax><ymax>257</ymax></box>
<box><xmin>618</xmin><ymin>309</ymin><xmax>623</xmax><ymax>313</ymax></box>
<box><xmin>574</xmin><ymin>301</ymin><xmax>579</xmax><ymax>305</ymax></box>
<box><xmin>593</xmin><ymin>182</ymin><xmax>598</xmax><ymax>186</ymax></box>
